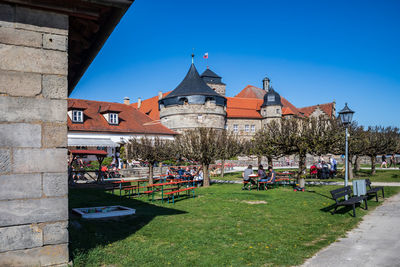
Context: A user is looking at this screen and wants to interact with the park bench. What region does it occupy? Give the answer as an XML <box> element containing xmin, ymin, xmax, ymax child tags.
<box><xmin>164</xmin><ymin>187</ymin><xmax>196</xmax><ymax>204</ymax></box>
<box><xmin>330</xmin><ymin>186</ymin><xmax>368</xmax><ymax>217</ymax></box>
<box><xmin>242</xmin><ymin>180</ymin><xmax>255</xmax><ymax>190</ymax></box>
<box><xmin>366</xmin><ymin>179</ymin><xmax>384</xmax><ymax>202</ymax></box>
<box><xmin>257</xmin><ymin>180</ymin><xmax>274</xmax><ymax>190</ymax></box>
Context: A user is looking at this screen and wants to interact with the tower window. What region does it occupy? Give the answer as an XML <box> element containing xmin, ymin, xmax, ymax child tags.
<box><xmin>268</xmin><ymin>95</ymin><xmax>275</xmax><ymax>102</ymax></box>
<box><xmin>72</xmin><ymin>110</ymin><xmax>83</xmax><ymax>123</ymax></box>
<box><xmin>197</xmin><ymin>114</ymin><xmax>203</xmax><ymax>121</ymax></box>
<box><xmin>276</xmin><ymin>109</ymin><xmax>280</xmax><ymax>114</ymax></box>
<box><xmin>233</xmin><ymin>124</ymin><xmax>238</xmax><ymax>133</ymax></box>
<box><xmin>245</xmin><ymin>125</ymin><xmax>250</xmax><ymax>132</ymax></box>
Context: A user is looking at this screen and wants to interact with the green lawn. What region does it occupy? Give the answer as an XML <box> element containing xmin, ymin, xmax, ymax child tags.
<box><xmin>216</xmin><ymin>169</ymin><xmax>400</xmax><ymax>183</ymax></box>
<box><xmin>69</xmin><ymin>184</ymin><xmax>400</xmax><ymax>266</ymax></box>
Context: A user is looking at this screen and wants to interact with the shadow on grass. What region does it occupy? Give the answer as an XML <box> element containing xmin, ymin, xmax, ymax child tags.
<box><xmin>68</xmin><ymin>187</ymin><xmax>186</xmax><ymax>258</ymax></box>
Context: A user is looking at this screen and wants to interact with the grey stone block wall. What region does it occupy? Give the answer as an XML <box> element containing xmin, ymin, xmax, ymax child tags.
<box><xmin>0</xmin><ymin>3</ymin><xmax>69</xmax><ymax>266</ymax></box>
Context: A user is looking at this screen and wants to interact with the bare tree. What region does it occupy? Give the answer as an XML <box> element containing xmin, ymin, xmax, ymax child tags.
<box><xmin>176</xmin><ymin>128</ymin><xmax>242</xmax><ymax>187</ymax></box>
<box><xmin>218</xmin><ymin>131</ymin><xmax>244</xmax><ymax>177</ymax></box>
<box><xmin>251</xmin><ymin>120</ymin><xmax>284</xmax><ymax>167</ymax></box>
<box><xmin>364</xmin><ymin>126</ymin><xmax>399</xmax><ymax>175</ymax></box>
<box><xmin>126</xmin><ymin>136</ymin><xmax>174</xmax><ymax>185</ymax></box>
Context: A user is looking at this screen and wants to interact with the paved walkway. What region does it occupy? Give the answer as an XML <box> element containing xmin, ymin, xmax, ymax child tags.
<box><xmin>301</xmin><ymin>192</ymin><xmax>400</xmax><ymax>267</ymax></box>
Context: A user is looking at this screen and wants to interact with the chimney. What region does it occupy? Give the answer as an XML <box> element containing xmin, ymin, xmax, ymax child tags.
<box><xmin>263</xmin><ymin>77</ymin><xmax>270</xmax><ymax>92</ymax></box>
<box><xmin>137</xmin><ymin>97</ymin><xmax>141</xmax><ymax>109</ymax></box>
<box><xmin>123</xmin><ymin>97</ymin><xmax>130</xmax><ymax>105</ymax></box>
<box><xmin>158</xmin><ymin>91</ymin><xmax>163</xmax><ymax>100</ymax></box>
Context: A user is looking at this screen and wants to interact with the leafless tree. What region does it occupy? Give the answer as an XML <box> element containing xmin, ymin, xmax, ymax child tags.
<box><xmin>218</xmin><ymin>130</ymin><xmax>244</xmax><ymax>177</ymax></box>
<box><xmin>126</xmin><ymin>136</ymin><xmax>174</xmax><ymax>184</ymax></box>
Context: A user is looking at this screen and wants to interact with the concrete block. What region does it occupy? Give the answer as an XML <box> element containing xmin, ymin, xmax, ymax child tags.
<box><xmin>41</xmin><ymin>221</ymin><xmax>68</xmax><ymax>245</ymax></box>
<box><xmin>0</xmin><ymin>224</ymin><xmax>43</xmax><ymax>253</ymax></box>
<box><xmin>0</xmin><ymin>44</ymin><xmax>67</xmax><ymax>75</ymax></box>
<box><xmin>13</xmin><ymin>148</ymin><xmax>67</xmax><ymax>173</ymax></box>
<box><xmin>42</xmin><ymin>123</ymin><xmax>67</xmax><ymax>148</ymax></box>
<box><xmin>0</xmin><ymin>70</ymin><xmax>42</xmax><ymax>96</ymax></box>
<box><xmin>15</xmin><ymin>6</ymin><xmax>68</xmax><ymax>35</ymax></box>
<box><xmin>0</xmin><ymin>174</ymin><xmax>42</xmax><ymax>200</ymax></box>
<box><xmin>0</xmin><ymin>27</ymin><xmax>42</xmax><ymax>48</ymax></box>
<box><xmin>0</xmin><ymin>123</ymin><xmax>41</xmax><ymax>147</ymax></box>
<box><xmin>43</xmin><ymin>173</ymin><xmax>68</xmax><ymax>197</ymax></box>
<box><xmin>0</xmin><ymin>197</ymin><xmax>68</xmax><ymax>227</ymax></box>
<box><xmin>42</xmin><ymin>75</ymin><xmax>67</xmax><ymax>99</ymax></box>
<box><xmin>0</xmin><ymin>243</ymin><xmax>69</xmax><ymax>267</ymax></box>
<box><xmin>0</xmin><ymin>149</ymin><xmax>11</xmax><ymax>174</ymax></box>
<box><xmin>0</xmin><ymin>96</ymin><xmax>67</xmax><ymax>123</ymax></box>
<box><xmin>43</xmin><ymin>34</ymin><xmax>67</xmax><ymax>51</ymax></box>
<box><xmin>0</xmin><ymin>3</ymin><xmax>14</xmax><ymax>28</ymax></box>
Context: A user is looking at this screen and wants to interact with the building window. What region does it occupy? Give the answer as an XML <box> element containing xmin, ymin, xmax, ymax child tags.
<box><xmin>109</xmin><ymin>113</ymin><xmax>118</xmax><ymax>124</ymax></box>
<box><xmin>197</xmin><ymin>114</ymin><xmax>203</xmax><ymax>121</ymax></box>
<box><xmin>233</xmin><ymin>124</ymin><xmax>238</xmax><ymax>132</ymax></box>
<box><xmin>225</xmin><ymin>124</ymin><xmax>228</xmax><ymax>130</ymax></box>
<box><xmin>72</xmin><ymin>110</ymin><xmax>83</xmax><ymax>123</ymax></box>
<box><xmin>251</xmin><ymin>125</ymin><xmax>255</xmax><ymax>132</ymax></box>
<box><xmin>245</xmin><ymin>125</ymin><xmax>250</xmax><ymax>132</ymax></box>
<box><xmin>276</xmin><ymin>109</ymin><xmax>280</xmax><ymax>114</ymax></box>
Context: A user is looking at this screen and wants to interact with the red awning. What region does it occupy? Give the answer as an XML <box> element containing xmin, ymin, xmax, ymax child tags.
<box><xmin>69</xmin><ymin>149</ymin><xmax>108</xmax><ymax>156</ymax></box>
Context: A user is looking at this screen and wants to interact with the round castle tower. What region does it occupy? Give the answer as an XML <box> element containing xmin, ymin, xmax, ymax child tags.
<box><xmin>260</xmin><ymin>77</ymin><xmax>282</xmax><ymax>126</ymax></box>
<box><xmin>159</xmin><ymin>62</ymin><xmax>227</xmax><ymax>132</ymax></box>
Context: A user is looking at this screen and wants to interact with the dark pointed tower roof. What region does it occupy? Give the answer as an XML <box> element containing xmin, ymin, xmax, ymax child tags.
<box><xmin>200</xmin><ymin>68</ymin><xmax>225</xmax><ymax>85</ymax></box>
<box><xmin>262</xmin><ymin>87</ymin><xmax>282</xmax><ymax>107</ymax></box>
<box><xmin>164</xmin><ymin>64</ymin><xmax>221</xmax><ymax>99</ymax></box>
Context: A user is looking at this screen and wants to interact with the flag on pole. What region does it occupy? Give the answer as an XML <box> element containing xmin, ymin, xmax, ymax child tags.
<box><xmin>203</xmin><ymin>52</ymin><xmax>208</xmax><ymax>59</ymax></box>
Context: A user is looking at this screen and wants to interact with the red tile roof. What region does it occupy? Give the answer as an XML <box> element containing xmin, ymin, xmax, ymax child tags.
<box><xmin>226</xmin><ymin>97</ymin><xmax>263</xmax><ymax>118</ymax></box>
<box><xmin>234</xmin><ymin>85</ymin><xmax>304</xmax><ymax>117</ymax></box>
<box><xmin>68</xmin><ymin>99</ymin><xmax>177</xmax><ymax>135</ymax></box>
<box><xmin>298</xmin><ymin>103</ymin><xmax>335</xmax><ymax>118</ymax></box>
<box><xmin>131</xmin><ymin>92</ymin><xmax>171</xmax><ymax>121</ymax></box>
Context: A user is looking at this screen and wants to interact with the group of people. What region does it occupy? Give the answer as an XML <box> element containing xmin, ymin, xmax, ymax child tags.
<box><xmin>310</xmin><ymin>156</ymin><xmax>337</xmax><ymax>179</ymax></box>
<box><xmin>166</xmin><ymin>166</ymin><xmax>204</xmax><ymax>185</ymax></box>
<box><xmin>242</xmin><ymin>164</ymin><xmax>276</xmax><ymax>189</ymax></box>
<box><xmin>381</xmin><ymin>154</ymin><xmax>397</xmax><ymax>168</ymax></box>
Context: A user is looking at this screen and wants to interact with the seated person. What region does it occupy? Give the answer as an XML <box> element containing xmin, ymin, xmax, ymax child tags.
<box><xmin>242</xmin><ymin>165</ymin><xmax>256</xmax><ymax>186</ymax></box>
<box><xmin>194</xmin><ymin>168</ymin><xmax>204</xmax><ymax>186</ymax></box>
<box><xmin>258</xmin><ymin>165</ymin><xmax>272</xmax><ymax>183</ymax></box>
<box><xmin>266</xmin><ymin>166</ymin><xmax>276</xmax><ymax>183</ymax></box>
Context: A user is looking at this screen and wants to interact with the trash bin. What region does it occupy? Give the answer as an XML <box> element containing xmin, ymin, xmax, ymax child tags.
<box><xmin>353</xmin><ymin>179</ymin><xmax>367</xmax><ymax>196</ymax></box>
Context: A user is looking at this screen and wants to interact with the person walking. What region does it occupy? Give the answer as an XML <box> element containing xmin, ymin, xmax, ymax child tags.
<box><xmin>380</xmin><ymin>154</ymin><xmax>387</xmax><ymax>168</ymax></box>
<box><xmin>389</xmin><ymin>154</ymin><xmax>396</xmax><ymax>168</ymax></box>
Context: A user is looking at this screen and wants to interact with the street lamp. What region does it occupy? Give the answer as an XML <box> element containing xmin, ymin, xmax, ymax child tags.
<box><xmin>338</xmin><ymin>103</ymin><xmax>355</xmax><ymax>196</ymax></box>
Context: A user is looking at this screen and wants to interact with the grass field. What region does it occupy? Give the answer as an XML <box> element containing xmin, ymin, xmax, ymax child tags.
<box><xmin>215</xmin><ymin>169</ymin><xmax>400</xmax><ymax>183</ymax></box>
<box><xmin>69</xmin><ymin>184</ymin><xmax>400</xmax><ymax>266</ymax></box>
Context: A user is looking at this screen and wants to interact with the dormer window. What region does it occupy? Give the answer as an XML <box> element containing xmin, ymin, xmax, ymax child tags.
<box><xmin>268</xmin><ymin>95</ymin><xmax>275</xmax><ymax>102</ymax></box>
<box><xmin>72</xmin><ymin>110</ymin><xmax>83</xmax><ymax>123</ymax></box>
<box><xmin>109</xmin><ymin>113</ymin><xmax>118</xmax><ymax>125</ymax></box>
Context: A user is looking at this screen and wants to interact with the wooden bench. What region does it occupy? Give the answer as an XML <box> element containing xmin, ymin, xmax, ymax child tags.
<box><xmin>257</xmin><ymin>180</ymin><xmax>274</xmax><ymax>190</ymax></box>
<box><xmin>366</xmin><ymin>179</ymin><xmax>384</xmax><ymax>202</ymax></box>
<box><xmin>164</xmin><ymin>187</ymin><xmax>196</xmax><ymax>204</ymax></box>
<box><xmin>242</xmin><ymin>180</ymin><xmax>255</xmax><ymax>190</ymax></box>
<box><xmin>330</xmin><ymin>186</ymin><xmax>368</xmax><ymax>217</ymax></box>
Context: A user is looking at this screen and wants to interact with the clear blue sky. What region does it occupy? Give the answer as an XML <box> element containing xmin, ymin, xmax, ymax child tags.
<box><xmin>71</xmin><ymin>0</ymin><xmax>400</xmax><ymax>127</ymax></box>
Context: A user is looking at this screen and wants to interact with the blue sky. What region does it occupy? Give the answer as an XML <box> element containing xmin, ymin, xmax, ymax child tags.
<box><xmin>71</xmin><ymin>0</ymin><xmax>400</xmax><ymax>127</ymax></box>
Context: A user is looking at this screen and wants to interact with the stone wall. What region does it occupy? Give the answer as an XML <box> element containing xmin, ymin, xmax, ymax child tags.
<box><xmin>0</xmin><ymin>3</ymin><xmax>69</xmax><ymax>266</ymax></box>
<box><xmin>206</xmin><ymin>83</ymin><xmax>226</xmax><ymax>96</ymax></box>
<box><xmin>160</xmin><ymin>104</ymin><xmax>226</xmax><ymax>131</ymax></box>
<box><xmin>226</xmin><ymin>118</ymin><xmax>261</xmax><ymax>139</ymax></box>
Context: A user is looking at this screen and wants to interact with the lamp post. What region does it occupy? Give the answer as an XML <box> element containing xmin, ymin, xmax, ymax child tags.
<box><xmin>338</xmin><ymin>103</ymin><xmax>355</xmax><ymax>198</ymax></box>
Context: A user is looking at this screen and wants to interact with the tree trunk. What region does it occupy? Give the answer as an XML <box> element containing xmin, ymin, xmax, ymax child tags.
<box><xmin>257</xmin><ymin>156</ymin><xmax>262</xmax><ymax>167</ymax></box>
<box><xmin>203</xmin><ymin>163</ymin><xmax>210</xmax><ymax>187</ymax></box>
<box><xmin>355</xmin><ymin>155</ymin><xmax>361</xmax><ymax>172</ymax></box>
<box><xmin>221</xmin><ymin>159</ymin><xmax>225</xmax><ymax>178</ymax></box>
<box><xmin>348</xmin><ymin>160</ymin><xmax>354</xmax><ymax>180</ymax></box>
<box><xmin>267</xmin><ymin>156</ymin><xmax>273</xmax><ymax>168</ymax></box>
<box><xmin>149</xmin><ymin>163</ymin><xmax>154</xmax><ymax>185</ymax></box>
<box><xmin>298</xmin><ymin>153</ymin><xmax>306</xmax><ymax>188</ymax></box>
<box><xmin>371</xmin><ymin>156</ymin><xmax>376</xmax><ymax>175</ymax></box>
